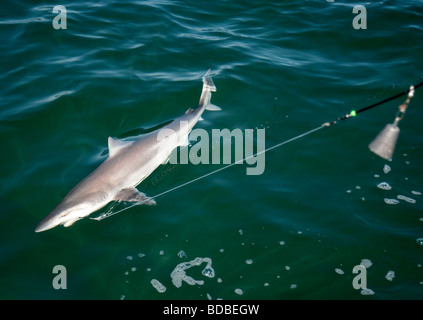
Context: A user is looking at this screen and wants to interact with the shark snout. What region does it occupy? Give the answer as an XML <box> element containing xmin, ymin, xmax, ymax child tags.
<box><xmin>35</xmin><ymin>200</ymin><xmax>101</xmax><ymax>232</ymax></box>
<box><xmin>35</xmin><ymin>217</ymin><xmax>58</xmax><ymax>233</ymax></box>
<box><xmin>35</xmin><ymin>204</ymin><xmax>73</xmax><ymax>233</ymax></box>
<box><xmin>35</xmin><ymin>210</ymin><xmax>64</xmax><ymax>232</ymax></box>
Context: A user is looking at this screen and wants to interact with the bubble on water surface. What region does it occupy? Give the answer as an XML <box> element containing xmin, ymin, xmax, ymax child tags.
<box><xmin>377</xmin><ymin>182</ymin><xmax>392</xmax><ymax>190</ymax></box>
<box><xmin>360</xmin><ymin>259</ymin><xmax>372</xmax><ymax>268</ymax></box>
<box><xmin>177</xmin><ymin>250</ymin><xmax>187</xmax><ymax>258</ymax></box>
<box><xmin>151</xmin><ymin>279</ymin><xmax>167</xmax><ymax>293</ymax></box>
<box><xmin>202</xmin><ymin>266</ymin><xmax>215</xmax><ymax>278</ymax></box>
<box><xmin>234</xmin><ymin>288</ymin><xmax>243</xmax><ymax>295</ymax></box>
<box><xmin>384</xmin><ymin>198</ymin><xmax>399</xmax><ymax>205</ymax></box>
<box><xmin>383</xmin><ymin>164</ymin><xmax>391</xmax><ymax>174</ymax></box>
<box><xmin>397</xmin><ymin>195</ymin><xmax>416</xmax><ymax>204</ymax></box>
<box><xmin>335</xmin><ymin>268</ymin><xmax>344</xmax><ymax>275</ymax></box>
<box><xmin>385</xmin><ymin>270</ymin><xmax>395</xmax><ymax>281</ymax></box>
<box><xmin>360</xmin><ymin>288</ymin><xmax>375</xmax><ymax>295</ymax></box>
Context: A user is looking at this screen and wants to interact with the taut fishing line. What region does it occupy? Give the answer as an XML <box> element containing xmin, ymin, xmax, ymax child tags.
<box><xmin>91</xmin><ymin>81</ymin><xmax>422</xmax><ymax>222</ymax></box>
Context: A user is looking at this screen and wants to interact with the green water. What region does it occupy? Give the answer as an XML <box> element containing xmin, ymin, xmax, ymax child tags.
<box><xmin>1</xmin><ymin>0</ymin><xmax>422</xmax><ymax>300</ymax></box>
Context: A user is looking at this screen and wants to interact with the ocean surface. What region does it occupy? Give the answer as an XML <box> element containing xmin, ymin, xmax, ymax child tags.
<box><xmin>1</xmin><ymin>0</ymin><xmax>422</xmax><ymax>300</ymax></box>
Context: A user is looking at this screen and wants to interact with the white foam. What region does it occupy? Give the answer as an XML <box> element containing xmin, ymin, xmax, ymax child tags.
<box><xmin>234</xmin><ymin>288</ymin><xmax>243</xmax><ymax>295</ymax></box>
<box><xmin>335</xmin><ymin>268</ymin><xmax>344</xmax><ymax>275</ymax></box>
<box><xmin>360</xmin><ymin>288</ymin><xmax>375</xmax><ymax>295</ymax></box>
<box><xmin>384</xmin><ymin>198</ymin><xmax>399</xmax><ymax>205</ymax></box>
<box><xmin>383</xmin><ymin>164</ymin><xmax>391</xmax><ymax>174</ymax></box>
<box><xmin>245</xmin><ymin>259</ymin><xmax>253</xmax><ymax>265</ymax></box>
<box><xmin>385</xmin><ymin>270</ymin><xmax>395</xmax><ymax>281</ymax></box>
<box><xmin>377</xmin><ymin>182</ymin><xmax>392</xmax><ymax>190</ymax></box>
<box><xmin>170</xmin><ymin>257</ymin><xmax>215</xmax><ymax>288</ymax></box>
<box><xmin>397</xmin><ymin>195</ymin><xmax>416</xmax><ymax>204</ymax></box>
<box><xmin>417</xmin><ymin>238</ymin><xmax>423</xmax><ymax>246</ymax></box>
<box><xmin>411</xmin><ymin>190</ymin><xmax>422</xmax><ymax>196</ymax></box>
<box><xmin>360</xmin><ymin>259</ymin><xmax>372</xmax><ymax>268</ymax></box>
<box><xmin>202</xmin><ymin>265</ymin><xmax>215</xmax><ymax>278</ymax></box>
<box><xmin>177</xmin><ymin>250</ymin><xmax>187</xmax><ymax>258</ymax></box>
<box><xmin>151</xmin><ymin>279</ymin><xmax>167</xmax><ymax>293</ymax></box>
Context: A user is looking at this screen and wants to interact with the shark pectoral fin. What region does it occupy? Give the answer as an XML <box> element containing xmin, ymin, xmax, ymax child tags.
<box><xmin>63</xmin><ymin>218</ymin><xmax>81</xmax><ymax>227</ymax></box>
<box><xmin>115</xmin><ymin>188</ymin><xmax>156</xmax><ymax>206</ymax></box>
<box><xmin>205</xmin><ymin>104</ymin><xmax>221</xmax><ymax>111</ymax></box>
<box><xmin>108</xmin><ymin>137</ymin><xmax>133</xmax><ymax>157</ymax></box>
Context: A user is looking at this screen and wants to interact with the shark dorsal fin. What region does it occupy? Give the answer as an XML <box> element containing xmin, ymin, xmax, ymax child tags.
<box><xmin>108</xmin><ymin>137</ymin><xmax>133</xmax><ymax>157</ymax></box>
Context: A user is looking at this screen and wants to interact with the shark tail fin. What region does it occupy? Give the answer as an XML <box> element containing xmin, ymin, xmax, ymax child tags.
<box><xmin>202</xmin><ymin>69</ymin><xmax>216</xmax><ymax>92</ymax></box>
<box><xmin>202</xmin><ymin>70</ymin><xmax>220</xmax><ymax>111</ymax></box>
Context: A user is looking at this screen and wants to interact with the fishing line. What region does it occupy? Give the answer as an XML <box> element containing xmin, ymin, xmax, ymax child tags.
<box><xmin>91</xmin><ymin>81</ymin><xmax>422</xmax><ymax>222</ymax></box>
<box><xmin>91</xmin><ymin>125</ymin><xmax>326</xmax><ymax>221</ymax></box>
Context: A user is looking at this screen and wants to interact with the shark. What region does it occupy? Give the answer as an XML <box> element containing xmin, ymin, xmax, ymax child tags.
<box><xmin>35</xmin><ymin>70</ymin><xmax>220</xmax><ymax>232</ymax></box>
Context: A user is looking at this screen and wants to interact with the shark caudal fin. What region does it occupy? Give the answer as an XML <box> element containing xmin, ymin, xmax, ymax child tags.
<box><xmin>201</xmin><ymin>70</ymin><xmax>221</xmax><ymax>111</ymax></box>
<box><xmin>192</xmin><ymin>69</ymin><xmax>221</xmax><ymax>115</ymax></box>
<box><xmin>202</xmin><ymin>69</ymin><xmax>217</xmax><ymax>92</ymax></box>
